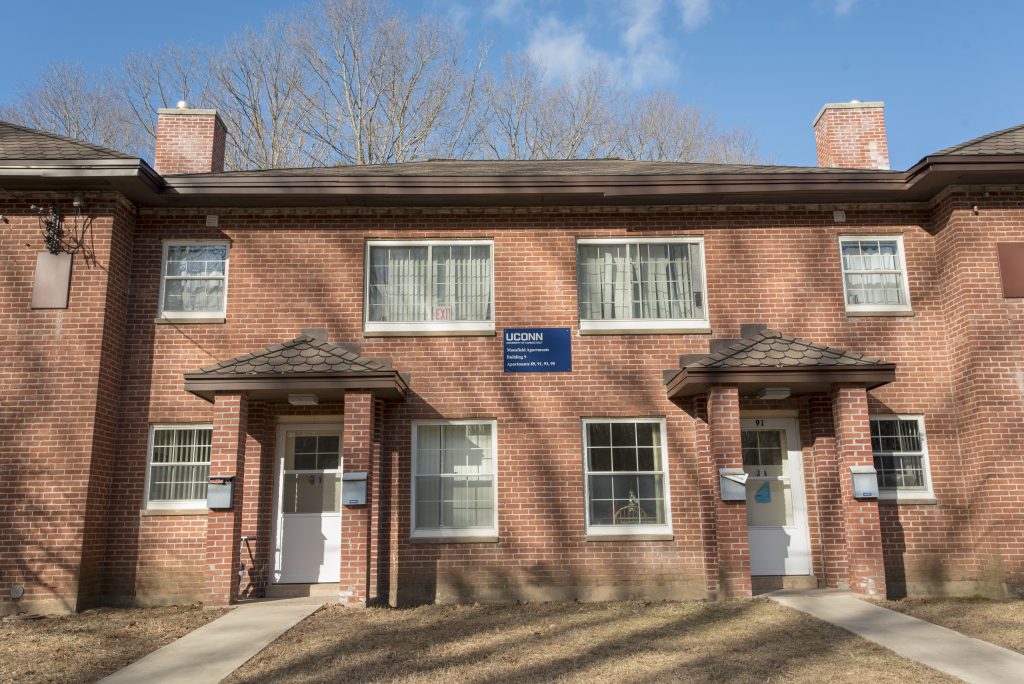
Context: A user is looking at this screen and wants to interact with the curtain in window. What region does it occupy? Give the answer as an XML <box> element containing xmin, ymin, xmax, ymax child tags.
<box><xmin>149</xmin><ymin>427</ymin><xmax>212</xmax><ymax>502</ymax></box>
<box><xmin>369</xmin><ymin>245</ymin><xmax>492</xmax><ymax>322</ymax></box>
<box><xmin>368</xmin><ymin>246</ymin><xmax>429</xmax><ymax>322</ymax></box>
<box><xmin>163</xmin><ymin>244</ymin><xmax>227</xmax><ymax>314</ymax></box>
<box><xmin>415</xmin><ymin>424</ymin><xmax>494</xmax><ymax>530</ymax></box>
<box><xmin>578</xmin><ymin>243</ymin><xmax>703</xmax><ymax>320</ymax></box>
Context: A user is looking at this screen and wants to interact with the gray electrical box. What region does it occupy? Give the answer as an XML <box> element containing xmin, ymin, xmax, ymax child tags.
<box><xmin>342</xmin><ymin>472</ymin><xmax>368</xmax><ymax>506</ymax></box>
<box><xmin>207</xmin><ymin>476</ymin><xmax>234</xmax><ymax>509</ymax></box>
<box><xmin>850</xmin><ymin>465</ymin><xmax>879</xmax><ymax>499</ymax></box>
<box><xmin>719</xmin><ymin>468</ymin><xmax>749</xmax><ymax>501</ymax></box>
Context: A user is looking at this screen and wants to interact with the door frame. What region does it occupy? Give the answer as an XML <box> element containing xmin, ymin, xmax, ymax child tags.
<box><xmin>740</xmin><ymin>416</ymin><xmax>812</xmax><ymax>576</ymax></box>
<box><xmin>270</xmin><ymin>418</ymin><xmax>344</xmax><ymax>585</ymax></box>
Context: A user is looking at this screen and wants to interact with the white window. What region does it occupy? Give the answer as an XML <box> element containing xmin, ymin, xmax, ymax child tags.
<box><xmin>412</xmin><ymin>421</ymin><xmax>497</xmax><ymax>538</ymax></box>
<box><xmin>145</xmin><ymin>425</ymin><xmax>213</xmax><ymax>510</ymax></box>
<box><xmin>870</xmin><ymin>416</ymin><xmax>933</xmax><ymax>500</ymax></box>
<box><xmin>365</xmin><ymin>240</ymin><xmax>494</xmax><ymax>334</ymax></box>
<box><xmin>839</xmin><ymin>236</ymin><xmax>912</xmax><ymax>313</ymax></box>
<box><xmin>582</xmin><ymin>418</ymin><xmax>672</xmax><ymax>536</ymax></box>
<box><xmin>159</xmin><ymin>241</ymin><xmax>229</xmax><ymax>319</ymax></box>
<box><xmin>577</xmin><ymin>237</ymin><xmax>707</xmax><ymax>333</ymax></box>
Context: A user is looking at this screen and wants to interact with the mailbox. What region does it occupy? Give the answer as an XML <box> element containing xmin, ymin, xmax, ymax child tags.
<box><xmin>207</xmin><ymin>476</ymin><xmax>234</xmax><ymax>509</ymax></box>
<box><xmin>850</xmin><ymin>465</ymin><xmax>879</xmax><ymax>499</ymax></box>
<box><xmin>719</xmin><ymin>468</ymin><xmax>749</xmax><ymax>502</ymax></box>
<box><xmin>342</xmin><ymin>472</ymin><xmax>368</xmax><ymax>506</ymax></box>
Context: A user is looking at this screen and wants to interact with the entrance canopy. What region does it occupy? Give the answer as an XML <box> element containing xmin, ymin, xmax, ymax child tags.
<box><xmin>665</xmin><ymin>328</ymin><xmax>895</xmax><ymax>399</ymax></box>
<box><xmin>184</xmin><ymin>334</ymin><xmax>408</xmax><ymax>402</ymax></box>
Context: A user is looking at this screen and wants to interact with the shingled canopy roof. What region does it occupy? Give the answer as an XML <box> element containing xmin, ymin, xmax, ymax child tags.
<box><xmin>933</xmin><ymin>123</ymin><xmax>1024</xmax><ymax>156</ymax></box>
<box><xmin>665</xmin><ymin>329</ymin><xmax>895</xmax><ymax>398</ymax></box>
<box><xmin>184</xmin><ymin>334</ymin><xmax>408</xmax><ymax>402</ymax></box>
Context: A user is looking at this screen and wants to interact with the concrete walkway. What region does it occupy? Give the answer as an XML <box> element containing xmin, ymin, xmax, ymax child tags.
<box><xmin>770</xmin><ymin>589</ymin><xmax>1024</xmax><ymax>683</ymax></box>
<box><xmin>100</xmin><ymin>599</ymin><xmax>322</xmax><ymax>684</ymax></box>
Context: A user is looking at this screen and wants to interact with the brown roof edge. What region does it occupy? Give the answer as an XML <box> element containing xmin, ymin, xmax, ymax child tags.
<box><xmin>665</xmin><ymin>364</ymin><xmax>897</xmax><ymax>399</ymax></box>
<box><xmin>183</xmin><ymin>371</ymin><xmax>409</xmax><ymax>403</ymax></box>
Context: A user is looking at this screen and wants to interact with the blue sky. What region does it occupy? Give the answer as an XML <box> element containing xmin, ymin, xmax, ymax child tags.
<box><xmin>3</xmin><ymin>0</ymin><xmax>1022</xmax><ymax>168</ymax></box>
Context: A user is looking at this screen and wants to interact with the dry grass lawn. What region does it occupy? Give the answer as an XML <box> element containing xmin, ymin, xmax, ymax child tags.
<box><xmin>227</xmin><ymin>599</ymin><xmax>953</xmax><ymax>683</ymax></box>
<box><xmin>877</xmin><ymin>597</ymin><xmax>1024</xmax><ymax>654</ymax></box>
<box><xmin>0</xmin><ymin>604</ymin><xmax>228</xmax><ymax>683</ymax></box>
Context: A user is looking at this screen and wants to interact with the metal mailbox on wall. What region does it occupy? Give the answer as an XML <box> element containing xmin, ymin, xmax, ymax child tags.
<box><xmin>207</xmin><ymin>476</ymin><xmax>234</xmax><ymax>509</ymax></box>
<box><xmin>342</xmin><ymin>472</ymin><xmax>368</xmax><ymax>506</ymax></box>
<box><xmin>719</xmin><ymin>468</ymin><xmax>749</xmax><ymax>501</ymax></box>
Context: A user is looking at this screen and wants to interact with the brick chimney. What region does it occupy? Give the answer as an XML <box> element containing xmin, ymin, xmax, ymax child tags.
<box><xmin>813</xmin><ymin>101</ymin><xmax>889</xmax><ymax>170</ymax></box>
<box><xmin>154</xmin><ymin>102</ymin><xmax>227</xmax><ymax>175</ymax></box>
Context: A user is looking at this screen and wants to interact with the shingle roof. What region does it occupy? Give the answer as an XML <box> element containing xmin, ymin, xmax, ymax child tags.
<box><xmin>189</xmin><ymin>335</ymin><xmax>393</xmax><ymax>376</ymax></box>
<box><xmin>932</xmin><ymin>124</ymin><xmax>1024</xmax><ymax>156</ymax></box>
<box><xmin>172</xmin><ymin>158</ymin><xmax>895</xmax><ymax>178</ymax></box>
<box><xmin>688</xmin><ymin>329</ymin><xmax>886</xmax><ymax>368</ymax></box>
<box><xmin>0</xmin><ymin>120</ymin><xmax>135</xmax><ymax>160</ymax></box>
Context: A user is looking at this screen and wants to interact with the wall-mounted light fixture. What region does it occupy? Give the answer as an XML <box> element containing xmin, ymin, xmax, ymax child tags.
<box><xmin>288</xmin><ymin>393</ymin><xmax>319</xmax><ymax>406</ymax></box>
<box><xmin>757</xmin><ymin>387</ymin><xmax>791</xmax><ymax>400</ymax></box>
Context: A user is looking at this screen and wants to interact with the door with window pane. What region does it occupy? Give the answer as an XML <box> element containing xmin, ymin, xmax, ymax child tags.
<box><xmin>741</xmin><ymin>418</ymin><xmax>810</xmax><ymax>576</ymax></box>
<box><xmin>274</xmin><ymin>428</ymin><xmax>342</xmax><ymax>583</ymax></box>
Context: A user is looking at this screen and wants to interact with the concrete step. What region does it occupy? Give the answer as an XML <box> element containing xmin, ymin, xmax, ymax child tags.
<box><xmin>752</xmin><ymin>575</ymin><xmax>819</xmax><ymax>595</ymax></box>
<box><xmin>265</xmin><ymin>582</ymin><xmax>339</xmax><ymax>599</ymax></box>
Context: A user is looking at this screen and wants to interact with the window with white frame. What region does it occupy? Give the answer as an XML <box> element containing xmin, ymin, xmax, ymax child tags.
<box><xmin>146</xmin><ymin>425</ymin><xmax>213</xmax><ymax>509</ymax></box>
<box><xmin>839</xmin><ymin>236</ymin><xmax>911</xmax><ymax>312</ymax></box>
<box><xmin>365</xmin><ymin>241</ymin><xmax>494</xmax><ymax>333</ymax></box>
<box><xmin>577</xmin><ymin>238</ymin><xmax>707</xmax><ymax>332</ymax></box>
<box><xmin>159</xmin><ymin>241</ymin><xmax>229</xmax><ymax>319</ymax></box>
<box><xmin>869</xmin><ymin>416</ymin><xmax>932</xmax><ymax>498</ymax></box>
<box><xmin>412</xmin><ymin>421</ymin><xmax>497</xmax><ymax>537</ymax></box>
<box><xmin>583</xmin><ymin>419</ymin><xmax>671</xmax><ymax>535</ymax></box>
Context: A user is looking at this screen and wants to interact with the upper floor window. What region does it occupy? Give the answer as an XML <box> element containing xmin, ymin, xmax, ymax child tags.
<box><xmin>870</xmin><ymin>415</ymin><xmax>933</xmax><ymax>500</ymax></box>
<box><xmin>577</xmin><ymin>238</ymin><xmax>707</xmax><ymax>333</ymax></box>
<box><xmin>365</xmin><ymin>240</ymin><xmax>494</xmax><ymax>334</ymax></box>
<box><xmin>159</xmin><ymin>241</ymin><xmax>229</xmax><ymax>320</ymax></box>
<box><xmin>145</xmin><ymin>425</ymin><xmax>213</xmax><ymax>510</ymax></box>
<box><xmin>839</xmin><ymin>236</ymin><xmax>911</xmax><ymax>314</ymax></box>
<box><xmin>582</xmin><ymin>418</ymin><xmax>672</xmax><ymax>536</ymax></box>
<box><xmin>412</xmin><ymin>421</ymin><xmax>497</xmax><ymax>538</ymax></box>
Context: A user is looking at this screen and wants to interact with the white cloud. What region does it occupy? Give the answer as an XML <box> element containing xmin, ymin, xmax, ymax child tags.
<box><xmin>834</xmin><ymin>0</ymin><xmax>857</xmax><ymax>16</ymax></box>
<box><xmin>676</xmin><ymin>0</ymin><xmax>711</xmax><ymax>30</ymax></box>
<box><xmin>620</xmin><ymin>0</ymin><xmax>677</xmax><ymax>87</ymax></box>
<box><xmin>526</xmin><ymin>16</ymin><xmax>605</xmax><ymax>82</ymax></box>
<box><xmin>487</xmin><ymin>0</ymin><xmax>525</xmax><ymax>23</ymax></box>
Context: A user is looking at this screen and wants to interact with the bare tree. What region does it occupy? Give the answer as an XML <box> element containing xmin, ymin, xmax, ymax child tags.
<box><xmin>211</xmin><ymin>18</ymin><xmax>318</xmax><ymax>170</ymax></box>
<box><xmin>481</xmin><ymin>55</ymin><xmax>617</xmax><ymax>160</ymax></box>
<box><xmin>297</xmin><ymin>0</ymin><xmax>482</xmax><ymax>165</ymax></box>
<box><xmin>121</xmin><ymin>44</ymin><xmax>212</xmax><ymax>145</ymax></box>
<box><xmin>612</xmin><ymin>91</ymin><xmax>761</xmax><ymax>163</ymax></box>
<box><xmin>0</xmin><ymin>62</ymin><xmax>146</xmax><ymax>156</ymax></box>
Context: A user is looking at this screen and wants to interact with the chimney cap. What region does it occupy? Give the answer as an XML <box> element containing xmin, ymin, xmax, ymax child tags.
<box><xmin>176</xmin><ymin>100</ymin><xmax>189</xmax><ymax>109</ymax></box>
<box><xmin>812</xmin><ymin>100</ymin><xmax>884</xmax><ymax>127</ymax></box>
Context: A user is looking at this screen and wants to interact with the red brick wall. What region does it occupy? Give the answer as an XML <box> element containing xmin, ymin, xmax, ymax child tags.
<box><xmin>6</xmin><ymin>191</ymin><xmax>1021</xmax><ymax>610</ymax></box>
<box><xmin>0</xmin><ymin>193</ymin><xmax>133</xmax><ymax>615</ymax></box>
<box><xmin>814</xmin><ymin>103</ymin><xmax>890</xmax><ymax>170</ymax></box>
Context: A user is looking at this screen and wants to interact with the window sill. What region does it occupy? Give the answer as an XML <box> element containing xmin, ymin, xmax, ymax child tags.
<box><xmin>585</xmin><ymin>533</ymin><xmax>674</xmax><ymax>542</ymax></box>
<box><xmin>879</xmin><ymin>495</ymin><xmax>938</xmax><ymax>505</ymax></box>
<box><xmin>156</xmin><ymin>316</ymin><xmax>227</xmax><ymax>325</ymax></box>
<box><xmin>141</xmin><ymin>508</ymin><xmax>208</xmax><ymax>516</ymax></box>
<box><xmin>364</xmin><ymin>326</ymin><xmax>495</xmax><ymax>337</ymax></box>
<box><xmin>410</xmin><ymin>535</ymin><xmax>499</xmax><ymax>544</ymax></box>
<box><xmin>579</xmin><ymin>325</ymin><xmax>711</xmax><ymax>336</ymax></box>
<box><xmin>845</xmin><ymin>310</ymin><xmax>914</xmax><ymax>318</ymax></box>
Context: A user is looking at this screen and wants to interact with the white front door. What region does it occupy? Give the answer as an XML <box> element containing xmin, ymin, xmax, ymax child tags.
<box><xmin>273</xmin><ymin>425</ymin><xmax>343</xmax><ymax>584</ymax></box>
<box><xmin>741</xmin><ymin>417</ymin><xmax>811</xmax><ymax>576</ymax></box>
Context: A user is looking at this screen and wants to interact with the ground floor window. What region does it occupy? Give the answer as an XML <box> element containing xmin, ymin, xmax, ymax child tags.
<box><xmin>583</xmin><ymin>418</ymin><xmax>671</xmax><ymax>535</ymax></box>
<box><xmin>145</xmin><ymin>425</ymin><xmax>213</xmax><ymax>509</ymax></box>
<box><xmin>869</xmin><ymin>415</ymin><xmax>932</xmax><ymax>499</ymax></box>
<box><xmin>412</xmin><ymin>420</ymin><xmax>497</xmax><ymax>538</ymax></box>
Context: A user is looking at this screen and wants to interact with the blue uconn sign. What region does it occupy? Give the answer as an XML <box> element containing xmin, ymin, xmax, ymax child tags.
<box><xmin>503</xmin><ymin>328</ymin><xmax>572</xmax><ymax>373</ymax></box>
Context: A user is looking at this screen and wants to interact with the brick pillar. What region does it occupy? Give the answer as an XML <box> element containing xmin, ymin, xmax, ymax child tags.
<box><xmin>205</xmin><ymin>392</ymin><xmax>248</xmax><ymax>606</ymax></box>
<box><xmin>340</xmin><ymin>392</ymin><xmax>376</xmax><ymax>606</ymax></box>
<box><xmin>832</xmin><ymin>385</ymin><xmax>886</xmax><ymax>597</ymax></box>
<box><xmin>708</xmin><ymin>386</ymin><xmax>751</xmax><ymax>597</ymax></box>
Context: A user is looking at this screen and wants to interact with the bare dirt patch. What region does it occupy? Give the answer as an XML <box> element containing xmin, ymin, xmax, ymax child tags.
<box><xmin>877</xmin><ymin>597</ymin><xmax>1024</xmax><ymax>654</ymax></box>
<box><xmin>226</xmin><ymin>598</ymin><xmax>953</xmax><ymax>683</ymax></box>
<box><xmin>0</xmin><ymin>604</ymin><xmax>228</xmax><ymax>683</ymax></box>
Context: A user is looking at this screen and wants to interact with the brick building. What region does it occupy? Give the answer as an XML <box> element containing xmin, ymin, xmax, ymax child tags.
<box><xmin>1</xmin><ymin>101</ymin><xmax>1022</xmax><ymax>614</ymax></box>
